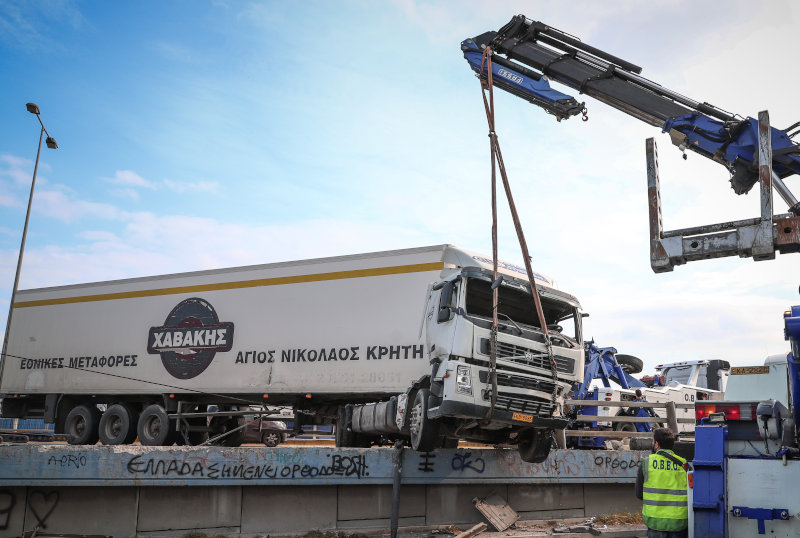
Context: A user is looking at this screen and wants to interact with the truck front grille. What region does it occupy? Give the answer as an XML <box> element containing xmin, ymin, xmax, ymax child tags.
<box><xmin>479</xmin><ymin>370</ymin><xmax>557</xmax><ymax>394</ymax></box>
<box><xmin>483</xmin><ymin>390</ymin><xmax>555</xmax><ymax>416</ymax></box>
<box><xmin>479</xmin><ymin>338</ymin><xmax>575</xmax><ymax>373</ymax></box>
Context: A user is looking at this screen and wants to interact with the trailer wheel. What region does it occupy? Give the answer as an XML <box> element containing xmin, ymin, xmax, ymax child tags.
<box><xmin>64</xmin><ymin>404</ymin><xmax>101</xmax><ymax>445</ymax></box>
<box><xmin>209</xmin><ymin>416</ymin><xmax>245</xmax><ymax>447</ymax></box>
<box><xmin>98</xmin><ymin>403</ymin><xmax>138</xmax><ymax>445</ymax></box>
<box><xmin>615</xmin><ymin>354</ymin><xmax>644</xmax><ymax>374</ymax></box>
<box><xmin>410</xmin><ymin>388</ymin><xmax>439</xmax><ymax>452</ymax></box>
<box><xmin>335</xmin><ymin>406</ymin><xmax>356</xmax><ymax>447</ymax></box>
<box><xmin>137</xmin><ymin>404</ymin><xmax>176</xmax><ymax>446</ymax></box>
<box><xmin>517</xmin><ymin>429</ymin><xmax>552</xmax><ymax>463</ymax></box>
<box><xmin>178</xmin><ymin>418</ymin><xmax>209</xmax><ymax>446</ymax></box>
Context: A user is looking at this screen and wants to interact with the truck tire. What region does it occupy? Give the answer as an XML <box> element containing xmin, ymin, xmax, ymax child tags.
<box><xmin>335</xmin><ymin>406</ymin><xmax>356</xmax><ymax>448</ymax></box>
<box><xmin>616</xmin><ymin>354</ymin><xmax>644</xmax><ymax>374</ymax></box>
<box><xmin>410</xmin><ymin>388</ymin><xmax>439</xmax><ymax>452</ymax></box>
<box><xmin>210</xmin><ymin>416</ymin><xmax>245</xmax><ymax>447</ymax></box>
<box><xmin>137</xmin><ymin>404</ymin><xmax>176</xmax><ymax>446</ymax></box>
<box><xmin>175</xmin><ymin>417</ymin><xmax>209</xmax><ymax>445</ymax></box>
<box><xmin>98</xmin><ymin>403</ymin><xmax>138</xmax><ymax>445</ymax></box>
<box><xmin>673</xmin><ymin>440</ymin><xmax>694</xmax><ymax>461</ymax></box>
<box><xmin>64</xmin><ymin>404</ymin><xmax>101</xmax><ymax>445</ymax></box>
<box><xmin>614</xmin><ymin>420</ymin><xmax>637</xmax><ymax>433</ymax></box>
<box><xmin>518</xmin><ymin>429</ymin><xmax>552</xmax><ymax>463</ymax></box>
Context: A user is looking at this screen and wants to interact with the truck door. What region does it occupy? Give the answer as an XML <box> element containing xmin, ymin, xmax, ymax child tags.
<box><xmin>425</xmin><ymin>279</ymin><xmax>460</xmax><ymax>364</ymax></box>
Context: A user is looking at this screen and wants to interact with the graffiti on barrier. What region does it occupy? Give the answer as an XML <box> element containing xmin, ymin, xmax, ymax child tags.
<box><xmin>0</xmin><ymin>491</ymin><xmax>15</xmax><ymax>530</ymax></box>
<box><xmin>126</xmin><ymin>452</ymin><xmax>369</xmax><ymax>480</ymax></box>
<box><xmin>47</xmin><ymin>453</ymin><xmax>87</xmax><ymax>469</ymax></box>
<box><xmin>593</xmin><ymin>454</ymin><xmax>641</xmax><ymax>474</ymax></box>
<box><xmin>418</xmin><ymin>452</ymin><xmax>435</xmax><ymax>473</ymax></box>
<box><xmin>452</xmin><ymin>451</ymin><xmax>485</xmax><ymax>473</ymax></box>
<box><xmin>28</xmin><ymin>489</ymin><xmax>59</xmax><ymax>530</ymax></box>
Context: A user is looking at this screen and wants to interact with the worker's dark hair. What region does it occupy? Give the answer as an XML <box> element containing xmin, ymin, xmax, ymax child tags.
<box><xmin>634</xmin><ymin>389</ymin><xmax>642</xmax><ymax>397</ymax></box>
<box><xmin>653</xmin><ymin>428</ymin><xmax>675</xmax><ymax>450</ymax></box>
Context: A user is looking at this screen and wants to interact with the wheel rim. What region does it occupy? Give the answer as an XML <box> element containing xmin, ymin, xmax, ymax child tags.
<box><xmin>264</xmin><ymin>433</ymin><xmax>279</xmax><ymax>445</ymax></box>
<box><xmin>144</xmin><ymin>415</ymin><xmax>162</xmax><ymax>439</ymax></box>
<box><xmin>107</xmin><ymin>416</ymin><xmax>123</xmax><ymax>438</ymax></box>
<box><xmin>71</xmin><ymin>416</ymin><xmax>86</xmax><ymax>437</ymax></box>
<box><xmin>410</xmin><ymin>401</ymin><xmax>423</xmax><ymax>439</ymax></box>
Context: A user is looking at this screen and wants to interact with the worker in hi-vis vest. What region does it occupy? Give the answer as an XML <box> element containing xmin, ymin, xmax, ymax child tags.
<box><xmin>635</xmin><ymin>428</ymin><xmax>688</xmax><ymax>538</ymax></box>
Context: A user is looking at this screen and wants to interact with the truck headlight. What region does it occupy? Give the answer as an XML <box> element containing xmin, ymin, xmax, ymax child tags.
<box><xmin>456</xmin><ymin>365</ymin><xmax>472</xmax><ymax>395</ymax></box>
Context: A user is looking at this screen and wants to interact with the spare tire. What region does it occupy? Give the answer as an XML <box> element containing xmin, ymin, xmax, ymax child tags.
<box><xmin>616</xmin><ymin>354</ymin><xmax>644</xmax><ymax>374</ymax></box>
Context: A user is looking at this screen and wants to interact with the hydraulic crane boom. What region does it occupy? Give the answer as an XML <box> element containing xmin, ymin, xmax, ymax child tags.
<box><xmin>462</xmin><ymin>15</ymin><xmax>800</xmax><ymax>211</ymax></box>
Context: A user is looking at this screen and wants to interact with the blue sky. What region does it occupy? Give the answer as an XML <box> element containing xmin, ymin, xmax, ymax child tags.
<box><xmin>1</xmin><ymin>0</ymin><xmax>799</xmax><ymax>370</ymax></box>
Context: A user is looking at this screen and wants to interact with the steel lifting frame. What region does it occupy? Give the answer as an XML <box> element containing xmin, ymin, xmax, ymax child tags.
<box><xmin>648</xmin><ymin>111</ymin><xmax>800</xmax><ymax>272</ymax></box>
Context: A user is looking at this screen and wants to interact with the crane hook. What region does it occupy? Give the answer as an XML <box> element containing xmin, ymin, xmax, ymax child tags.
<box><xmin>581</xmin><ymin>108</ymin><xmax>589</xmax><ymax>122</ymax></box>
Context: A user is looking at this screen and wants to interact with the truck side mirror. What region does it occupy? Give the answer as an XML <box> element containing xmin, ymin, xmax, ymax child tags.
<box><xmin>437</xmin><ymin>281</ymin><xmax>455</xmax><ymax>323</ymax></box>
<box><xmin>438</xmin><ymin>306</ymin><xmax>454</xmax><ymax>323</ymax></box>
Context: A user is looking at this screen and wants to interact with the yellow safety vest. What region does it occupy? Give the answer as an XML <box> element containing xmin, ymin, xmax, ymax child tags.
<box><xmin>642</xmin><ymin>449</ymin><xmax>688</xmax><ymax>532</ymax></box>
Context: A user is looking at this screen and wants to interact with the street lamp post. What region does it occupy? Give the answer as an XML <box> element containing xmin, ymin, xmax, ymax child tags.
<box><xmin>1</xmin><ymin>103</ymin><xmax>58</xmax><ymax>369</ymax></box>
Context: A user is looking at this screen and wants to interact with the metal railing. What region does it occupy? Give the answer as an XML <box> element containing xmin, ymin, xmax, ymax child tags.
<box><xmin>563</xmin><ymin>399</ymin><xmax>695</xmax><ymax>439</ymax></box>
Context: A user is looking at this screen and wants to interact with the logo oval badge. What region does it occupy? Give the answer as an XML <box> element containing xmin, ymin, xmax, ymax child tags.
<box><xmin>147</xmin><ymin>298</ymin><xmax>234</xmax><ymax>379</ymax></box>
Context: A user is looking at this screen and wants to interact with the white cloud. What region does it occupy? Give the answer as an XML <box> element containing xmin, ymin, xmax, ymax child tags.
<box><xmin>103</xmin><ymin>170</ymin><xmax>219</xmax><ymax>196</ymax></box>
<box><xmin>0</xmin><ymin>154</ymin><xmax>34</xmax><ymax>187</ymax></box>
<box><xmin>33</xmin><ymin>189</ymin><xmax>126</xmax><ymax>223</ymax></box>
<box><xmin>162</xmin><ymin>178</ymin><xmax>218</xmax><ymax>193</ymax></box>
<box><xmin>103</xmin><ymin>170</ymin><xmax>157</xmax><ymax>189</ymax></box>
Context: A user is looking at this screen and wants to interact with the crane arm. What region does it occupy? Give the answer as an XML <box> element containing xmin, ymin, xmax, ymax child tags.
<box><xmin>462</xmin><ymin>16</ymin><xmax>800</xmax><ymax>201</ymax></box>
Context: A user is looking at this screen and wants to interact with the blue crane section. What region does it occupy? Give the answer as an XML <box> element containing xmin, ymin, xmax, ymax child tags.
<box><xmin>462</xmin><ymin>16</ymin><xmax>800</xmax><ymax>207</ymax></box>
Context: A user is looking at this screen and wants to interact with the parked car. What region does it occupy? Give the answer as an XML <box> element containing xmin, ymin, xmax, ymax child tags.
<box><xmin>243</xmin><ymin>416</ymin><xmax>287</xmax><ymax>446</ymax></box>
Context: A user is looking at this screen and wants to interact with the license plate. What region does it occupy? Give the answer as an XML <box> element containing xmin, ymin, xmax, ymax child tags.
<box><xmin>512</xmin><ymin>412</ymin><xmax>533</xmax><ymax>423</ymax></box>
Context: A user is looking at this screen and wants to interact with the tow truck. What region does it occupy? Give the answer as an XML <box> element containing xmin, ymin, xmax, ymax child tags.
<box><xmin>462</xmin><ymin>16</ymin><xmax>800</xmax><ymax>536</ymax></box>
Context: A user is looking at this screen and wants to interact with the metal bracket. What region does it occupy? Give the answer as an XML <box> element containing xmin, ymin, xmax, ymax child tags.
<box><xmin>730</xmin><ymin>506</ymin><xmax>790</xmax><ymax>535</ymax></box>
<box><xmin>648</xmin><ymin>110</ymin><xmax>800</xmax><ymax>272</ymax></box>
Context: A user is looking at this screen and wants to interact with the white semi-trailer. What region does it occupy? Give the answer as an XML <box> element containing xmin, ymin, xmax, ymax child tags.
<box><xmin>0</xmin><ymin>245</ymin><xmax>584</xmax><ymax>461</ymax></box>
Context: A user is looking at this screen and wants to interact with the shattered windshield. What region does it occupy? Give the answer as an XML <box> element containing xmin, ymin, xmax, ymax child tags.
<box><xmin>464</xmin><ymin>276</ymin><xmax>578</xmax><ymax>341</ymax></box>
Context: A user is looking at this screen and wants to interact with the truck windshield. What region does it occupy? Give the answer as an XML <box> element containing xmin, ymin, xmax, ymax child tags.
<box><xmin>464</xmin><ymin>277</ymin><xmax>579</xmax><ymax>342</ymax></box>
<box><xmin>663</xmin><ymin>365</ymin><xmax>694</xmax><ymax>385</ymax></box>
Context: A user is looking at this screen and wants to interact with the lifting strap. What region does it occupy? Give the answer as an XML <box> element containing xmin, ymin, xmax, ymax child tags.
<box><xmin>478</xmin><ymin>47</ymin><xmax>561</xmax><ymax>422</ymax></box>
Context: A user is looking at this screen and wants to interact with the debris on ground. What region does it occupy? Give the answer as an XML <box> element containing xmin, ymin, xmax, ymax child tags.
<box><xmin>454</xmin><ymin>522</ymin><xmax>488</xmax><ymax>538</ymax></box>
<box><xmin>592</xmin><ymin>512</ymin><xmax>643</xmax><ymax>526</ymax></box>
<box><xmin>472</xmin><ymin>493</ymin><xmax>519</xmax><ymax>531</ymax></box>
<box><xmin>552</xmin><ymin>519</ymin><xmax>602</xmax><ymax>535</ymax></box>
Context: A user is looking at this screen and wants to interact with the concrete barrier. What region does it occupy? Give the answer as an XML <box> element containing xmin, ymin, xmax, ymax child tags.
<box><xmin>0</xmin><ymin>445</ymin><xmax>646</xmax><ymax>537</ymax></box>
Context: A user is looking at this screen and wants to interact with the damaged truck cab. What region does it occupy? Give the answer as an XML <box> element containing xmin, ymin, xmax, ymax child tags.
<box><xmin>350</xmin><ymin>249</ymin><xmax>585</xmax><ymax>463</ymax></box>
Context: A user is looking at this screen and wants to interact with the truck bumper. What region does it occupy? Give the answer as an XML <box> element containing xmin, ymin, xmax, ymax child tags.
<box><xmin>428</xmin><ymin>399</ymin><xmax>569</xmax><ymax>429</ymax></box>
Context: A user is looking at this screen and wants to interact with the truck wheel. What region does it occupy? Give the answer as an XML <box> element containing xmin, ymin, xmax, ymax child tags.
<box><xmin>98</xmin><ymin>403</ymin><xmax>138</xmax><ymax>445</ymax></box>
<box><xmin>673</xmin><ymin>440</ymin><xmax>694</xmax><ymax>461</ymax></box>
<box><xmin>64</xmin><ymin>404</ymin><xmax>101</xmax><ymax>445</ymax></box>
<box><xmin>335</xmin><ymin>406</ymin><xmax>355</xmax><ymax>448</ymax></box>
<box><xmin>137</xmin><ymin>404</ymin><xmax>176</xmax><ymax>446</ymax></box>
<box><xmin>615</xmin><ymin>354</ymin><xmax>644</xmax><ymax>374</ymax></box>
<box><xmin>614</xmin><ymin>414</ymin><xmax>637</xmax><ymax>433</ymax></box>
<box><xmin>176</xmin><ymin>418</ymin><xmax>208</xmax><ymax>445</ymax></box>
<box><xmin>210</xmin><ymin>416</ymin><xmax>245</xmax><ymax>447</ymax></box>
<box><xmin>410</xmin><ymin>388</ymin><xmax>439</xmax><ymax>452</ymax></box>
<box><xmin>518</xmin><ymin>429</ymin><xmax>552</xmax><ymax>463</ymax></box>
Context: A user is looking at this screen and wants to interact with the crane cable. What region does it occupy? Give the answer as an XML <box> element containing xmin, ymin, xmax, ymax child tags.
<box><xmin>478</xmin><ymin>47</ymin><xmax>561</xmax><ymax>423</ymax></box>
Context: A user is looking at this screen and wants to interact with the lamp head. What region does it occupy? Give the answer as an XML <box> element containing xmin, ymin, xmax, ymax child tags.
<box><xmin>45</xmin><ymin>137</ymin><xmax>58</xmax><ymax>149</ymax></box>
<box><xmin>26</xmin><ymin>103</ymin><xmax>40</xmax><ymax>115</ymax></box>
